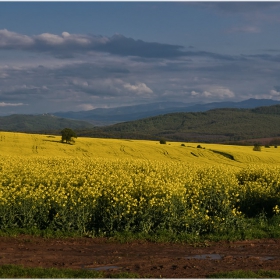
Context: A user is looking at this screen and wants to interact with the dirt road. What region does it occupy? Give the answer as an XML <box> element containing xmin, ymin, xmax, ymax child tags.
<box><xmin>0</xmin><ymin>236</ymin><xmax>280</xmax><ymax>278</ymax></box>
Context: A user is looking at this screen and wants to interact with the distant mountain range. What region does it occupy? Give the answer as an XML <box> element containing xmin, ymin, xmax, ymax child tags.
<box><xmin>52</xmin><ymin>98</ymin><xmax>280</xmax><ymax>125</ymax></box>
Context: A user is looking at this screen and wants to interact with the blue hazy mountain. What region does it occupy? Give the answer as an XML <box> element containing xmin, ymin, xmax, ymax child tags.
<box><xmin>52</xmin><ymin>98</ymin><xmax>280</xmax><ymax>125</ymax></box>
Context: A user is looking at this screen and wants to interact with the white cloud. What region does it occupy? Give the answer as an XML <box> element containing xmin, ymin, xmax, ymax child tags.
<box><xmin>0</xmin><ymin>29</ymin><xmax>33</xmax><ymax>48</ymax></box>
<box><xmin>202</xmin><ymin>91</ymin><xmax>212</xmax><ymax>97</ymax></box>
<box><xmin>35</xmin><ymin>32</ymin><xmax>93</xmax><ymax>46</ymax></box>
<box><xmin>0</xmin><ymin>102</ymin><xmax>26</xmax><ymax>107</ymax></box>
<box><xmin>191</xmin><ymin>86</ymin><xmax>235</xmax><ymax>99</ymax></box>
<box><xmin>226</xmin><ymin>25</ymin><xmax>261</xmax><ymax>34</ymax></box>
<box><xmin>76</xmin><ymin>103</ymin><xmax>95</xmax><ymax>111</ymax></box>
<box><xmin>191</xmin><ymin>90</ymin><xmax>199</xmax><ymax>96</ymax></box>
<box><xmin>211</xmin><ymin>87</ymin><xmax>235</xmax><ymax>98</ymax></box>
<box><xmin>0</xmin><ymin>29</ymin><xmax>106</xmax><ymax>51</ymax></box>
<box><xmin>35</xmin><ymin>33</ymin><xmax>65</xmax><ymax>45</ymax></box>
<box><xmin>270</xmin><ymin>89</ymin><xmax>280</xmax><ymax>96</ymax></box>
<box><xmin>68</xmin><ymin>77</ymin><xmax>153</xmax><ymax>98</ymax></box>
<box><xmin>72</xmin><ymin>78</ymin><xmax>89</xmax><ymax>87</ymax></box>
<box><xmin>123</xmin><ymin>82</ymin><xmax>153</xmax><ymax>94</ymax></box>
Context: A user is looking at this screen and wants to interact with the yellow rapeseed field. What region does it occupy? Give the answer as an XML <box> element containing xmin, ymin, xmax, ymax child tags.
<box><xmin>1</xmin><ymin>131</ymin><xmax>280</xmax><ymax>165</ymax></box>
<box><xmin>1</xmin><ymin>131</ymin><xmax>280</xmax><ymax>235</ymax></box>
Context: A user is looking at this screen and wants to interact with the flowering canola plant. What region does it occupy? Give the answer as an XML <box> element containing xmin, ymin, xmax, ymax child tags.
<box><xmin>1</xmin><ymin>154</ymin><xmax>280</xmax><ymax>236</ymax></box>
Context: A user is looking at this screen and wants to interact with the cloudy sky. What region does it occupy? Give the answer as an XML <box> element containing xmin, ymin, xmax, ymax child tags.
<box><xmin>1</xmin><ymin>1</ymin><xmax>280</xmax><ymax>115</ymax></box>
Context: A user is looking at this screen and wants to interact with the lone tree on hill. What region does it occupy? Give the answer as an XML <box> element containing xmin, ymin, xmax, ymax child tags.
<box><xmin>61</xmin><ymin>128</ymin><xmax>77</xmax><ymax>144</ymax></box>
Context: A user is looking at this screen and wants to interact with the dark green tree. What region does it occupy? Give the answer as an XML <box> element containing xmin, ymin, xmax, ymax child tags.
<box><xmin>61</xmin><ymin>128</ymin><xmax>77</xmax><ymax>144</ymax></box>
<box><xmin>253</xmin><ymin>143</ymin><xmax>261</xmax><ymax>151</ymax></box>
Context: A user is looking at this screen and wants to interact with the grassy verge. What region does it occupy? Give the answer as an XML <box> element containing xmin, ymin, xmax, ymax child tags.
<box><xmin>208</xmin><ymin>269</ymin><xmax>280</xmax><ymax>278</ymax></box>
<box><xmin>3</xmin><ymin>217</ymin><xmax>280</xmax><ymax>244</ymax></box>
<box><xmin>0</xmin><ymin>264</ymin><xmax>139</xmax><ymax>278</ymax></box>
<box><xmin>1</xmin><ymin>215</ymin><xmax>280</xmax><ymax>243</ymax></box>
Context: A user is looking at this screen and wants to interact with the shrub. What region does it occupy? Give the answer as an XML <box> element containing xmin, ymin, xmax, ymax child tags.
<box><xmin>159</xmin><ymin>139</ymin><xmax>166</xmax><ymax>144</ymax></box>
<box><xmin>253</xmin><ymin>144</ymin><xmax>261</xmax><ymax>151</ymax></box>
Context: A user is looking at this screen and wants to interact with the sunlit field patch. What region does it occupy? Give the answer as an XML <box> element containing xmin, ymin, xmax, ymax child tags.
<box><xmin>2</xmin><ymin>131</ymin><xmax>280</xmax><ymax>165</ymax></box>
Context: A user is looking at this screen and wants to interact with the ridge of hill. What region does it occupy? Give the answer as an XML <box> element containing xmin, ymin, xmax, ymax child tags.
<box><xmin>0</xmin><ymin>114</ymin><xmax>94</xmax><ymax>133</ymax></box>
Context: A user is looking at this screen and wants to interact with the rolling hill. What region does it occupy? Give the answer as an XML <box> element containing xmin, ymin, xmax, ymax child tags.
<box><xmin>0</xmin><ymin>114</ymin><xmax>94</xmax><ymax>132</ymax></box>
<box><xmin>76</xmin><ymin>105</ymin><xmax>280</xmax><ymax>143</ymax></box>
<box><xmin>1</xmin><ymin>131</ymin><xmax>280</xmax><ymax>167</ymax></box>
<box><xmin>1</xmin><ymin>101</ymin><xmax>280</xmax><ymax>144</ymax></box>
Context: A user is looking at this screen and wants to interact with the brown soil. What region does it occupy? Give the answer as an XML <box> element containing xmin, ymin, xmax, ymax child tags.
<box><xmin>0</xmin><ymin>235</ymin><xmax>280</xmax><ymax>278</ymax></box>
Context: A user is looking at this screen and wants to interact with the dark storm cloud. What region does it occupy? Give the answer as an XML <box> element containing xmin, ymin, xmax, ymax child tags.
<box><xmin>0</xmin><ymin>29</ymin><xmax>237</xmax><ymax>60</ymax></box>
<box><xmin>0</xmin><ymin>29</ymin><xmax>185</xmax><ymax>58</ymax></box>
<box><xmin>93</xmin><ymin>34</ymin><xmax>185</xmax><ymax>58</ymax></box>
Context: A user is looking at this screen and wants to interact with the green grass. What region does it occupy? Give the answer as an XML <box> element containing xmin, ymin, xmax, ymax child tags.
<box><xmin>0</xmin><ymin>228</ymin><xmax>85</xmax><ymax>238</ymax></box>
<box><xmin>0</xmin><ymin>265</ymin><xmax>103</xmax><ymax>278</ymax></box>
<box><xmin>107</xmin><ymin>272</ymin><xmax>140</xmax><ymax>278</ymax></box>
<box><xmin>208</xmin><ymin>269</ymin><xmax>280</xmax><ymax>278</ymax></box>
<box><xmin>2</xmin><ymin>215</ymin><xmax>280</xmax><ymax>243</ymax></box>
<box><xmin>0</xmin><ymin>264</ymin><xmax>140</xmax><ymax>278</ymax></box>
